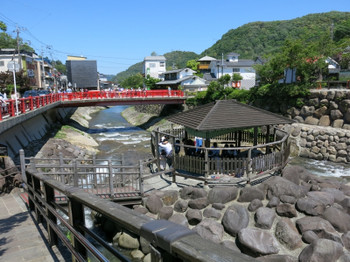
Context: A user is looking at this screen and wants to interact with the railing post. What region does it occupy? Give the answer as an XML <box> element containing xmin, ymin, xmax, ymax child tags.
<box><xmin>92</xmin><ymin>154</ymin><xmax>97</xmax><ymax>188</ymax></box>
<box><xmin>108</xmin><ymin>160</ymin><xmax>114</xmax><ymax>196</ymax></box>
<box><xmin>73</xmin><ymin>160</ymin><xmax>78</xmax><ymax>187</ymax></box>
<box><xmin>19</xmin><ymin>149</ymin><xmax>27</xmax><ymax>183</ymax></box>
<box><xmin>59</xmin><ymin>152</ymin><xmax>64</xmax><ymax>184</ymax></box>
<box><xmin>155</xmin><ymin>131</ymin><xmax>160</xmax><ymax>171</ymax></box>
<box><xmin>68</xmin><ymin>198</ymin><xmax>87</xmax><ymax>261</ymax></box>
<box><xmin>204</xmin><ymin>148</ymin><xmax>209</xmax><ymax>184</ymax></box>
<box><xmin>44</xmin><ymin>182</ymin><xmax>58</xmax><ymax>246</ymax></box>
<box><xmin>32</xmin><ymin>175</ymin><xmax>43</xmax><ymax>223</ymax></box>
<box><xmin>139</xmin><ymin>160</ymin><xmax>144</xmax><ymax>196</ymax></box>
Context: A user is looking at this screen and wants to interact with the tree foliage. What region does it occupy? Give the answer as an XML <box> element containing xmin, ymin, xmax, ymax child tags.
<box><xmin>120</xmin><ymin>73</ymin><xmax>144</xmax><ymax>89</ymax></box>
<box><xmin>144</xmin><ymin>75</ymin><xmax>160</xmax><ymax>90</ymax></box>
<box><xmin>0</xmin><ymin>70</ymin><xmax>31</xmax><ymax>95</ymax></box>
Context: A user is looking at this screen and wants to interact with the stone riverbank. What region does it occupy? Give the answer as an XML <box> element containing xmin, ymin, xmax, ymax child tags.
<box><xmin>96</xmin><ymin>165</ymin><xmax>350</xmax><ymax>261</ymax></box>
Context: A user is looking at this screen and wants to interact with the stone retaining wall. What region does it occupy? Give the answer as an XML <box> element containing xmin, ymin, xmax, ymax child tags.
<box><xmin>283</xmin><ymin>123</ymin><xmax>350</xmax><ymax>163</ymax></box>
<box><xmin>285</xmin><ymin>89</ymin><xmax>350</xmax><ymax>129</ymax></box>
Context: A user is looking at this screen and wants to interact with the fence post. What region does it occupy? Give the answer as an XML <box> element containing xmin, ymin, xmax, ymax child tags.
<box><xmin>155</xmin><ymin>131</ymin><xmax>160</xmax><ymax>171</ymax></box>
<box><xmin>92</xmin><ymin>154</ymin><xmax>97</xmax><ymax>188</ymax></box>
<box><xmin>68</xmin><ymin>198</ymin><xmax>87</xmax><ymax>261</ymax></box>
<box><xmin>139</xmin><ymin>160</ymin><xmax>144</xmax><ymax>196</ymax></box>
<box><xmin>44</xmin><ymin>183</ymin><xmax>58</xmax><ymax>246</ymax></box>
<box><xmin>73</xmin><ymin>160</ymin><xmax>78</xmax><ymax>187</ymax></box>
<box><xmin>59</xmin><ymin>152</ymin><xmax>64</xmax><ymax>183</ymax></box>
<box><xmin>19</xmin><ymin>149</ymin><xmax>27</xmax><ymax>183</ymax></box>
<box><xmin>33</xmin><ymin>175</ymin><xmax>43</xmax><ymax>223</ymax></box>
<box><xmin>108</xmin><ymin>160</ymin><xmax>114</xmax><ymax>197</ymax></box>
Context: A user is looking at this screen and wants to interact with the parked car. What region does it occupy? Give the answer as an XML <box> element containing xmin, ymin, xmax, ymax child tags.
<box><xmin>23</xmin><ymin>90</ymin><xmax>39</xmax><ymax>98</ymax></box>
<box><xmin>38</xmin><ymin>90</ymin><xmax>50</xmax><ymax>96</ymax></box>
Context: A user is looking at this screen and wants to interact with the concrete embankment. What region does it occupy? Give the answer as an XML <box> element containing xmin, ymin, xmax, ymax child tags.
<box><xmin>0</xmin><ymin>107</ymin><xmax>77</xmax><ymax>158</ymax></box>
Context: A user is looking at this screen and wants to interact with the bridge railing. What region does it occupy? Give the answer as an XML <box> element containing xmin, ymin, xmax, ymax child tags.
<box><xmin>25</xmin><ymin>169</ymin><xmax>256</xmax><ymax>262</ymax></box>
<box><xmin>0</xmin><ymin>90</ymin><xmax>184</xmax><ymax>121</ymax></box>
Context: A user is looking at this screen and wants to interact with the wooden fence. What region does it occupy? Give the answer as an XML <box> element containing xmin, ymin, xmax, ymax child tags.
<box><xmin>20</xmin><ymin>150</ymin><xmax>147</xmax><ymax>204</ymax></box>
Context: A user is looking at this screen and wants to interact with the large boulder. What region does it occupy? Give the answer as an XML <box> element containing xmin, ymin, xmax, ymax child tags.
<box><xmin>265</xmin><ymin>176</ymin><xmax>307</xmax><ymax>200</ymax></box>
<box><xmin>180</xmin><ymin>186</ymin><xmax>207</xmax><ymax>200</ymax></box>
<box><xmin>203</xmin><ymin>207</ymin><xmax>222</xmax><ymax>220</ymax></box>
<box><xmin>188</xmin><ymin>197</ymin><xmax>209</xmax><ymax>210</ymax></box>
<box><xmin>276</xmin><ymin>203</ymin><xmax>297</xmax><ymax>218</ymax></box>
<box><xmin>186</xmin><ymin>208</ymin><xmax>202</xmax><ymax>225</ymax></box>
<box><xmin>238</xmin><ymin>187</ymin><xmax>265</xmax><ymax>202</ymax></box>
<box><xmin>255</xmin><ymin>207</ymin><xmax>276</xmax><ymax>229</ymax></box>
<box><xmin>193</xmin><ymin>219</ymin><xmax>224</xmax><ymax>244</ymax></box>
<box><xmin>342</xmin><ymin>231</ymin><xmax>350</xmax><ymax>251</ymax></box>
<box><xmin>161</xmin><ymin>190</ymin><xmax>178</xmax><ymax>205</ymax></box>
<box><xmin>237</xmin><ymin>228</ymin><xmax>280</xmax><ymax>256</ymax></box>
<box><xmin>248</xmin><ymin>199</ymin><xmax>263</xmax><ymax>212</ymax></box>
<box><xmin>222</xmin><ymin>204</ymin><xmax>249</xmax><ymax>237</ymax></box>
<box><xmin>296</xmin><ymin>191</ymin><xmax>334</xmax><ymax>216</ymax></box>
<box><xmin>168</xmin><ymin>214</ymin><xmax>189</xmax><ymax>228</ymax></box>
<box><xmin>145</xmin><ymin>194</ymin><xmax>163</xmax><ymax>214</ymax></box>
<box><xmin>296</xmin><ymin>216</ymin><xmax>342</xmax><ymax>244</ymax></box>
<box><xmin>173</xmin><ymin>199</ymin><xmax>188</xmax><ymax>213</ymax></box>
<box><xmin>115</xmin><ymin>232</ymin><xmax>140</xmax><ymax>249</ymax></box>
<box><xmin>298</xmin><ymin>239</ymin><xmax>343</xmax><ymax>262</ymax></box>
<box><xmin>207</xmin><ymin>186</ymin><xmax>238</xmax><ymax>204</ymax></box>
<box><xmin>322</xmin><ymin>207</ymin><xmax>350</xmax><ymax>233</ymax></box>
<box><xmin>158</xmin><ymin>206</ymin><xmax>173</xmax><ymax>220</ymax></box>
<box><xmin>275</xmin><ymin>218</ymin><xmax>303</xmax><ymax>250</ymax></box>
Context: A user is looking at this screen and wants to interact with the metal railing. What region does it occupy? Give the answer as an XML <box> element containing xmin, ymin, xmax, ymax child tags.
<box><xmin>25</xmin><ymin>169</ymin><xmax>257</xmax><ymax>262</ymax></box>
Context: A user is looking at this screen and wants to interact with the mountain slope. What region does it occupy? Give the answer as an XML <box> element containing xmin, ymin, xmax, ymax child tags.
<box><xmin>201</xmin><ymin>11</ymin><xmax>350</xmax><ymax>59</ymax></box>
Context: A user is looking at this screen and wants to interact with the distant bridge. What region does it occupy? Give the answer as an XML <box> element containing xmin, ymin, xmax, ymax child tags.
<box><xmin>0</xmin><ymin>90</ymin><xmax>186</xmax><ymax>135</ymax></box>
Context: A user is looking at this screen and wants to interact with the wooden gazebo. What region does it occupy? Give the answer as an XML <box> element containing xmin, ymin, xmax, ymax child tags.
<box><xmin>151</xmin><ymin>99</ymin><xmax>293</xmax><ymax>186</ymax></box>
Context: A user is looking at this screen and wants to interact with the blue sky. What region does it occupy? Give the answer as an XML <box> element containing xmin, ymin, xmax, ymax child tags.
<box><xmin>1</xmin><ymin>0</ymin><xmax>349</xmax><ymax>75</ymax></box>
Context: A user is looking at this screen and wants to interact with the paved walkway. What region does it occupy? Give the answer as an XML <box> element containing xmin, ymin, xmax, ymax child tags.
<box><xmin>0</xmin><ymin>189</ymin><xmax>68</xmax><ymax>262</ymax></box>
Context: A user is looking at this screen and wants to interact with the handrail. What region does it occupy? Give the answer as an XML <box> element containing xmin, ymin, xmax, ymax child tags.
<box><xmin>25</xmin><ymin>169</ymin><xmax>257</xmax><ymax>262</ymax></box>
<box><xmin>0</xmin><ymin>89</ymin><xmax>185</xmax><ymax>121</ymax></box>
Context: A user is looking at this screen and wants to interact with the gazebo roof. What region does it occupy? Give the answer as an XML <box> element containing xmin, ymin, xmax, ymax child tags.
<box><xmin>167</xmin><ymin>100</ymin><xmax>293</xmax><ymax>138</ymax></box>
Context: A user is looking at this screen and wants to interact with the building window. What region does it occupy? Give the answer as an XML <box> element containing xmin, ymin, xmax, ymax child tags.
<box><xmin>149</xmin><ymin>63</ymin><xmax>156</xmax><ymax>68</ymax></box>
<box><xmin>0</xmin><ymin>61</ymin><xmax>4</xmax><ymax>66</ymax></box>
<box><xmin>160</xmin><ymin>62</ymin><xmax>165</xmax><ymax>67</ymax></box>
<box><xmin>233</xmin><ymin>68</ymin><xmax>240</xmax><ymax>73</ymax></box>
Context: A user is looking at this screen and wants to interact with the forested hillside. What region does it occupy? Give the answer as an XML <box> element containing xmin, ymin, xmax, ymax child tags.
<box><xmin>115</xmin><ymin>11</ymin><xmax>350</xmax><ymax>82</ymax></box>
<box><xmin>202</xmin><ymin>11</ymin><xmax>350</xmax><ymax>59</ymax></box>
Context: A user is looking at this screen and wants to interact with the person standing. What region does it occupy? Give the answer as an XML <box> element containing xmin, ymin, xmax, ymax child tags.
<box><xmin>158</xmin><ymin>136</ymin><xmax>173</xmax><ymax>169</ymax></box>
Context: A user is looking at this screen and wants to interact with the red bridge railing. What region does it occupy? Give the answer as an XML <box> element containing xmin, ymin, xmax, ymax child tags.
<box><xmin>0</xmin><ymin>90</ymin><xmax>184</xmax><ymax>121</ymax></box>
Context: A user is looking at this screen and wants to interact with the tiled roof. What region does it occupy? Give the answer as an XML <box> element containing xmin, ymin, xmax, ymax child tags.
<box><xmin>212</xmin><ymin>59</ymin><xmax>255</xmax><ymax>67</ymax></box>
<box><xmin>198</xmin><ymin>56</ymin><xmax>217</xmax><ymax>62</ymax></box>
<box><xmin>167</xmin><ymin>99</ymin><xmax>293</xmax><ymax>131</ymax></box>
<box><xmin>144</xmin><ymin>56</ymin><xmax>166</xmax><ymax>61</ymax></box>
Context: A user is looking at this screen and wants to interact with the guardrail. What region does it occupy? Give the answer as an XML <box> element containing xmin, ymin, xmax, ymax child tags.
<box><xmin>0</xmin><ymin>89</ymin><xmax>184</xmax><ymax>121</ymax></box>
<box><xmin>24</xmin><ymin>168</ymin><xmax>257</xmax><ymax>262</ymax></box>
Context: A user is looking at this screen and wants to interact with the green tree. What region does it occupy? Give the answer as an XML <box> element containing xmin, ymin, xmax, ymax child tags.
<box><xmin>0</xmin><ymin>21</ymin><xmax>7</xmax><ymax>32</ymax></box>
<box><xmin>232</xmin><ymin>73</ymin><xmax>243</xmax><ymax>81</ymax></box>
<box><xmin>144</xmin><ymin>75</ymin><xmax>160</xmax><ymax>90</ymax></box>
<box><xmin>120</xmin><ymin>73</ymin><xmax>144</xmax><ymax>89</ymax></box>
<box><xmin>54</xmin><ymin>60</ymin><xmax>66</xmax><ymax>74</ymax></box>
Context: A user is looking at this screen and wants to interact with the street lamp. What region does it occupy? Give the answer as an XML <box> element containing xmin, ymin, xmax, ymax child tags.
<box><xmin>7</xmin><ymin>61</ymin><xmax>20</xmax><ymax>115</ymax></box>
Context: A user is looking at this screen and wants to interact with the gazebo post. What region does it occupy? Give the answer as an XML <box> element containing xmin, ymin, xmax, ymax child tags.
<box><xmin>266</xmin><ymin>125</ymin><xmax>270</xmax><ymax>154</ymax></box>
<box><xmin>238</xmin><ymin>131</ymin><xmax>242</xmax><ymax>147</ymax></box>
<box><xmin>253</xmin><ymin>127</ymin><xmax>258</xmax><ymax>146</ymax></box>
<box><xmin>204</xmin><ymin>146</ymin><xmax>209</xmax><ymax>185</ymax></box>
<box><xmin>247</xmin><ymin>148</ymin><xmax>252</xmax><ymax>185</ymax></box>
<box><xmin>155</xmin><ymin>129</ymin><xmax>160</xmax><ymax>171</ymax></box>
<box><xmin>171</xmin><ymin>135</ymin><xmax>176</xmax><ymax>183</ymax></box>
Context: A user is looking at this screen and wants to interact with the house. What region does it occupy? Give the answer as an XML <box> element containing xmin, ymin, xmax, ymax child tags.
<box><xmin>156</xmin><ymin>68</ymin><xmax>207</xmax><ymax>91</ymax></box>
<box><xmin>143</xmin><ymin>55</ymin><xmax>166</xmax><ymax>79</ymax></box>
<box><xmin>208</xmin><ymin>52</ymin><xmax>257</xmax><ymax>89</ymax></box>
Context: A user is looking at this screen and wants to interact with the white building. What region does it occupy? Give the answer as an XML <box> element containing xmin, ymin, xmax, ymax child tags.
<box><xmin>143</xmin><ymin>55</ymin><xmax>166</xmax><ymax>79</ymax></box>
<box><xmin>207</xmin><ymin>52</ymin><xmax>257</xmax><ymax>89</ymax></box>
<box><xmin>156</xmin><ymin>68</ymin><xmax>207</xmax><ymax>91</ymax></box>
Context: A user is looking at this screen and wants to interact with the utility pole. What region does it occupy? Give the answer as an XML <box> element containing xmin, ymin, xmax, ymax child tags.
<box><xmin>15</xmin><ymin>25</ymin><xmax>22</xmax><ymax>71</ymax></box>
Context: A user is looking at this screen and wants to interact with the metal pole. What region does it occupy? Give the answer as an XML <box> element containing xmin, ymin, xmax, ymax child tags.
<box><xmin>19</xmin><ymin>149</ymin><xmax>26</xmax><ymax>183</ymax></box>
<box><xmin>12</xmin><ymin>68</ymin><xmax>19</xmax><ymax>115</ymax></box>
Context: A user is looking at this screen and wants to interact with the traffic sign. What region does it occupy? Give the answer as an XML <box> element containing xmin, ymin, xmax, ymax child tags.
<box><xmin>7</xmin><ymin>61</ymin><xmax>20</xmax><ymax>72</ymax></box>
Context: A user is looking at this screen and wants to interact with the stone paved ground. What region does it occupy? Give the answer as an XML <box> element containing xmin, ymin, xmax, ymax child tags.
<box><xmin>0</xmin><ymin>189</ymin><xmax>69</xmax><ymax>262</ymax></box>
